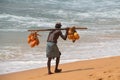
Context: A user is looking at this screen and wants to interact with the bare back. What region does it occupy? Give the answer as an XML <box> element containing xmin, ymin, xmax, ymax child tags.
<box><xmin>47</xmin><ymin>29</ymin><xmax>67</xmax><ymax>43</ymax></box>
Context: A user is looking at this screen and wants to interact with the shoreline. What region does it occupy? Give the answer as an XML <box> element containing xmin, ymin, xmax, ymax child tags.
<box><xmin>0</xmin><ymin>56</ymin><xmax>120</xmax><ymax>80</ymax></box>
<box><xmin>0</xmin><ymin>55</ymin><xmax>118</xmax><ymax>75</ymax></box>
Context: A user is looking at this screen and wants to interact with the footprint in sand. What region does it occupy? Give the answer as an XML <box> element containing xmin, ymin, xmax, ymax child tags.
<box><xmin>108</xmin><ymin>75</ymin><xmax>112</xmax><ymax>78</ymax></box>
<box><xmin>97</xmin><ymin>78</ymin><xmax>103</xmax><ymax>80</ymax></box>
<box><xmin>103</xmin><ymin>71</ymin><xmax>107</xmax><ymax>73</ymax></box>
<box><xmin>103</xmin><ymin>70</ymin><xmax>113</xmax><ymax>74</ymax></box>
<box><xmin>89</xmin><ymin>74</ymin><xmax>93</xmax><ymax>76</ymax></box>
<box><xmin>88</xmin><ymin>74</ymin><xmax>103</xmax><ymax>80</ymax></box>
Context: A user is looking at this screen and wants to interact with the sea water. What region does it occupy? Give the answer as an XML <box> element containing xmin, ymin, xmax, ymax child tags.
<box><xmin>0</xmin><ymin>0</ymin><xmax>120</xmax><ymax>74</ymax></box>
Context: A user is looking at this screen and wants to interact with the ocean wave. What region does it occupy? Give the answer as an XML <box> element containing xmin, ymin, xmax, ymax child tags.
<box><xmin>0</xmin><ymin>0</ymin><xmax>120</xmax><ymax>32</ymax></box>
<box><xmin>0</xmin><ymin>29</ymin><xmax>27</xmax><ymax>32</ymax></box>
<box><xmin>0</xmin><ymin>13</ymin><xmax>45</xmax><ymax>23</ymax></box>
<box><xmin>1</xmin><ymin>0</ymin><xmax>120</xmax><ymax>19</ymax></box>
<box><xmin>0</xmin><ymin>13</ymin><xmax>55</xmax><ymax>30</ymax></box>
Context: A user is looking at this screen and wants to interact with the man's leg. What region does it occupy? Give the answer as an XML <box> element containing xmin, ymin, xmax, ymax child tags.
<box><xmin>47</xmin><ymin>57</ymin><xmax>53</xmax><ymax>74</ymax></box>
<box><xmin>55</xmin><ymin>57</ymin><xmax>62</xmax><ymax>73</ymax></box>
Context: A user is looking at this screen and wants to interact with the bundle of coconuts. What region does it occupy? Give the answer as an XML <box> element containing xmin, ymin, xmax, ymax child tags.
<box><xmin>68</xmin><ymin>26</ymin><xmax>80</xmax><ymax>42</ymax></box>
<box><xmin>27</xmin><ymin>32</ymin><xmax>40</xmax><ymax>48</ymax></box>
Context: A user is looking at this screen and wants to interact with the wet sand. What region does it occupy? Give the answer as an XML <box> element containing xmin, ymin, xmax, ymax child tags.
<box><xmin>0</xmin><ymin>56</ymin><xmax>120</xmax><ymax>80</ymax></box>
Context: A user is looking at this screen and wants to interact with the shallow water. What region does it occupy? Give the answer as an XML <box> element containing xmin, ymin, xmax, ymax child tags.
<box><xmin>0</xmin><ymin>30</ymin><xmax>120</xmax><ymax>74</ymax></box>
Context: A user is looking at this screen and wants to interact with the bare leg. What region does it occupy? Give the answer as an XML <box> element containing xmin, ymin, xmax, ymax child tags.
<box><xmin>47</xmin><ymin>57</ymin><xmax>53</xmax><ymax>74</ymax></box>
<box><xmin>55</xmin><ymin>57</ymin><xmax>62</xmax><ymax>73</ymax></box>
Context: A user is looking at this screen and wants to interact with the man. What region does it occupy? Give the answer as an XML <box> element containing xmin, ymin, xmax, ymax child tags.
<box><xmin>46</xmin><ymin>22</ymin><xmax>68</xmax><ymax>74</ymax></box>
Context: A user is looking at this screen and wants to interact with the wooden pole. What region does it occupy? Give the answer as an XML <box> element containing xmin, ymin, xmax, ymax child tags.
<box><xmin>28</xmin><ymin>27</ymin><xmax>87</xmax><ymax>32</ymax></box>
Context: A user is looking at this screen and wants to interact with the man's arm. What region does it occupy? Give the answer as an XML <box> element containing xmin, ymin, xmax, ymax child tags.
<box><xmin>60</xmin><ymin>28</ymin><xmax>68</xmax><ymax>40</ymax></box>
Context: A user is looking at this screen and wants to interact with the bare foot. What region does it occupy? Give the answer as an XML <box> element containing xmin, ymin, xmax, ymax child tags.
<box><xmin>48</xmin><ymin>72</ymin><xmax>53</xmax><ymax>75</ymax></box>
<box><xmin>55</xmin><ymin>69</ymin><xmax>62</xmax><ymax>73</ymax></box>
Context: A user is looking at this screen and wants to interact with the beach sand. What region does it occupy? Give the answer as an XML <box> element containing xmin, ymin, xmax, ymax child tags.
<box><xmin>0</xmin><ymin>56</ymin><xmax>120</xmax><ymax>80</ymax></box>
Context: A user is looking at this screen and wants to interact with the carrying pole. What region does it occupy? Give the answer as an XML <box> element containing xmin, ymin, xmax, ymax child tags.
<box><xmin>28</xmin><ymin>27</ymin><xmax>87</xmax><ymax>32</ymax></box>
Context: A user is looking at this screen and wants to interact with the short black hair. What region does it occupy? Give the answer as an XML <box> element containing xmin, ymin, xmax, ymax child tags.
<box><xmin>55</xmin><ymin>22</ymin><xmax>62</xmax><ymax>28</ymax></box>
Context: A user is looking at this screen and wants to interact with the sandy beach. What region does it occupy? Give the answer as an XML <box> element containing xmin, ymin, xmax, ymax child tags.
<box><xmin>0</xmin><ymin>56</ymin><xmax>120</xmax><ymax>80</ymax></box>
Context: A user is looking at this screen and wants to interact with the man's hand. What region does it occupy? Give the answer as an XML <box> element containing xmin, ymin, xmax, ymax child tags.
<box><xmin>66</xmin><ymin>27</ymin><xmax>69</xmax><ymax>33</ymax></box>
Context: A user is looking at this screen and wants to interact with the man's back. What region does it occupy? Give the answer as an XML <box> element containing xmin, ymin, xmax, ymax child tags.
<box><xmin>47</xmin><ymin>30</ymin><xmax>61</xmax><ymax>43</ymax></box>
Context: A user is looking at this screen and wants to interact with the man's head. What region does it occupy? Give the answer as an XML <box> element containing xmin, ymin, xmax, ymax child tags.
<box><xmin>55</xmin><ymin>22</ymin><xmax>62</xmax><ymax>28</ymax></box>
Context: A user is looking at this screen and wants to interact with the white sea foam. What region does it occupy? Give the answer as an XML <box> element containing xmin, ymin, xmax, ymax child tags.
<box><xmin>0</xmin><ymin>13</ymin><xmax>55</xmax><ymax>28</ymax></box>
<box><xmin>0</xmin><ymin>59</ymin><xmax>80</xmax><ymax>74</ymax></box>
<box><xmin>0</xmin><ymin>61</ymin><xmax>46</xmax><ymax>74</ymax></box>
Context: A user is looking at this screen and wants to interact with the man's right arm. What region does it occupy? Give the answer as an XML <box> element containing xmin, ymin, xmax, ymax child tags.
<box><xmin>60</xmin><ymin>28</ymin><xmax>68</xmax><ymax>40</ymax></box>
